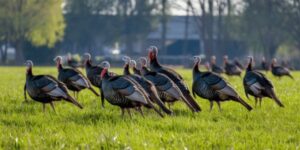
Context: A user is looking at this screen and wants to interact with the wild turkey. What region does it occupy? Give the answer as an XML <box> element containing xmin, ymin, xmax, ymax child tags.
<box><xmin>129</xmin><ymin>60</ymin><xmax>141</xmax><ymax>75</ymax></box>
<box><xmin>122</xmin><ymin>56</ymin><xmax>172</xmax><ymax>115</ymax></box>
<box><xmin>281</xmin><ymin>60</ymin><xmax>294</xmax><ymax>71</ymax></box>
<box><xmin>137</xmin><ymin>57</ymin><xmax>195</xmax><ymax>111</ymax></box>
<box><xmin>67</xmin><ymin>54</ymin><xmax>82</xmax><ymax>69</ymax></box>
<box><xmin>243</xmin><ymin>57</ymin><xmax>284</xmax><ymax>107</ymax></box>
<box><xmin>147</xmin><ymin>46</ymin><xmax>201</xmax><ymax>112</ymax></box>
<box><xmin>234</xmin><ymin>58</ymin><xmax>245</xmax><ymax>70</ymax></box>
<box><xmin>83</xmin><ymin>53</ymin><xmax>105</xmax><ymax>107</ymax></box>
<box><xmin>24</xmin><ymin>60</ymin><xmax>83</xmax><ymax>112</ymax></box>
<box><xmin>210</xmin><ymin>56</ymin><xmax>224</xmax><ymax>74</ymax></box>
<box><xmin>192</xmin><ymin>56</ymin><xmax>252</xmax><ymax>111</ymax></box>
<box><xmin>271</xmin><ymin>58</ymin><xmax>294</xmax><ymax>79</ymax></box>
<box><xmin>223</xmin><ymin>55</ymin><xmax>242</xmax><ymax>76</ymax></box>
<box><xmin>54</xmin><ymin>56</ymin><xmax>99</xmax><ymax>99</ymax></box>
<box><xmin>261</xmin><ymin>57</ymin><xmax>270</xmax><ymax>72</ymax></box>
<box><xmin>100</xmin><ymin>61</ymin><xmax>164</xmax><ymax>118</ymax></box>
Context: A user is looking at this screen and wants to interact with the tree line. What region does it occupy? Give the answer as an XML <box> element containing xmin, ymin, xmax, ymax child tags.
<box><xmin>0</xmin><ymin>0</ymin><xmax>300</xmax><ymax>64</ymax></box>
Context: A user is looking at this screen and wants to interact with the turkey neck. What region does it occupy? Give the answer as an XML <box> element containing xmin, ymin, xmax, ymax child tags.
<box><xmin>223</xmin><ymin>59</ymin><xmax>229</xmax><ymax>66</ymax></box>
<box><xmin>140</xmin><ymin>66</ymin><xmax>150</xmax><ymax>75</ymax></box>
<box><xmin>102</xmin><ymin>71</ymin><xmax>110</xmax><ymax>80</ymax></box>
<box><xmin>57</xmin><ymin>61</ymin><xmax>63</xmax><ymax>71</ymax></box>
<box><xmin>133</xmin><ymin>67</ymin><xmax>141</xmax><ymax>75</ymax></box>
<box><xmin>123</xmin><ymin>63</ymin><xmax>130</xmax><ymax>75</ymax></box>
<box><xmin>211</xmin><ymin>60</ymin><xmax>216</xmax><ymax>65</ymax></box>
<box><xmin>246</xmin><ymin>59</ymin><xmax>253</xmax><ymax>72</ymax></box>
<box><xmin>193</xmin><ymin>61</ymin><xmax>201</xmax><ymax>79</ymax></box>
<box><xmin>193</xmin><ymin>61</ymin><xmax>201</xmax><ymax>81</ymax></box>
<box><xmin>150</xmin><ymin>56</ymin><xmax>162</xmax><ymax>69</ymax></box>
<box><xmin>271</xmin><ymin>62</ymin><xmax>275</xmax><ymax>68</ymax></box>
<box><xmin>26</xmin><ymin>67</ymin><xmax>33</xmax><ymax>79</ymax></box>
<box><xmin>85</xmin><ymin>59</ymin><xmax>92</xmax><ymax>68</ymax></box>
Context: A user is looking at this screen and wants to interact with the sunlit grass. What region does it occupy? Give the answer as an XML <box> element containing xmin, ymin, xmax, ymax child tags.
<box><xmin>0</xmin><ymin>67</ymin><xmax>299</xmax><ymax>149</ymax></box>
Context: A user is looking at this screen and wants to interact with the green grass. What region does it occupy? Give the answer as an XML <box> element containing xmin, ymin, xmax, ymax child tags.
<box><xmin>0</xmin><ymin>66</ymin><xmax>299</xmax><ymax>149</ymax></box>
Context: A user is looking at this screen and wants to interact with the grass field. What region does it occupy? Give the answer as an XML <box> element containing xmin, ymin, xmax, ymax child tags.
<box><xmin>0</xmin><ymin>66</ymin><xmax>299</xmax><ymax>149</ymax></box>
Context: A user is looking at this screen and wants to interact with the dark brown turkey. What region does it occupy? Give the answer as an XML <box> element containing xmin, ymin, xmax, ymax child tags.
<box><xmin>100</xmin><ymin>61</ymin><xmax>164</xmax><ymax>118</ymax></box>
<box><xmin>148</xmin><ymin>46</ymin><xmax>201</xmax><ymax>112</ymax></box>
<box><xmin>24</xmin><ymin>60</ymin><xmax>83</xmax><ymax>112</ymax></box>
<box><xmin>83</xmin><ymin>53</ymin><xmax>105</xmax><ymax>107</ymax></box>
<box><xmin>137</xmin><ymin>57</ymin><xmax>196</xmax><ymax>112</ymax></box>
<box><xmin>210</xmin><ymin>56</ymin><xmax>224</xmax><ymax>74</ymax></box>
<box><xmin>122</xmin><ymin>56</ymin><xmax>172</xmax><ymax>115</ymax></box>
<box><xmin>271</xmin><ymin>58</ymin><xmax>294</xmax><ymax>79</ymax></box>
<box><xmin>261</xmin><ymin>57</ymin><xmax>270</xmax><ymax>72</ymax></box>
<box><xmin>192</xmin><ymin>56</ymin><xmax>252</xmax><ymax>111</ymax></box>
<box><xmin>243</xmin><ymin>57</ymin><xmax>284</xmax><ymax>107</ymax></box>
<box><xmin>234</xmin><ymin>58</ymin><xmax>245</xmax><ymax>70</ymax></box>
<box><xmin>223</xmin><ymin>55</ymin><xmax>242</xmax><ymax>77</ymax></box>
<box><xmin>54</xmin><ymin>56</ymin><xmax>99</xmax><ymax>99</ymax></box>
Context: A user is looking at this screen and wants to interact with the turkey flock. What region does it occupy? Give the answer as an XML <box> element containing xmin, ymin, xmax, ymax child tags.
<box><xmin>24</xmin><ymin>46</ymin><xmax>293</xmax><ymax>117</ymax></box>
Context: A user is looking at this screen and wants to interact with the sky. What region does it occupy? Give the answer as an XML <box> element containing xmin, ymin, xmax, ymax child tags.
<box><xmin>170</xmin><ymin>0</ymin><xmax>243</xmax><ymax>16</ymax></box>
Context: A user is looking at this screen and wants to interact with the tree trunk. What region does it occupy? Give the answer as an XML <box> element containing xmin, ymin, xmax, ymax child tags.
<box><xmin>183</xmin><ymin>0</ymin><xmax>190</xmax><ymax>56</ymax></box>
<box><xmin>207</xmin><ymin>0</ymin><xmax>214</xmax><ymax>57</ymax></box>
<box><xmin>217</xmin><ymin>1</ymin><xmax>224</xmax><ymax>56</ymax></box>
<box><xmin>199</xmin><ymin>0</ymin><xmax>206</xmax><ymax>55</ymax></box>
<box><xmin>1</xmin><ymin>43</ymin><xmax>8</xmax><ymax>64</ymax></box>
<box><xmin>161</xmin><ymin>0</ymin><xmax>167</xmax><ymax>55</ymax></box>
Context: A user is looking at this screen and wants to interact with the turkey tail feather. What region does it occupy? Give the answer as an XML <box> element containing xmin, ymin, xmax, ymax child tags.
<box><xmin>288</xmin><ymin>74</ymin><xmax>294</xmax><ymax>80</ymax></box>
<box><xmin>89</xmin><ymin>87</ymin><xmax>100</xmax><ymax>96</ymax></box>
<box><xmin>271</xmin><ymin>95</ymin><xmax>284</xmax><ymax>107</ymax></box>
<box><xmin>65</xmin><ymin>95</ymin><xmax>83</xmax><ymax>109</ymax></box>
<box><xmin>267</xmin><ymin>89</ymin><xmax>284</xmax><ymax>107</ymax></box>
<box><xmin>183</xmin><ymin>92</ymin><xmax>201</xmax><ymax>112</ymax></box>
<box><xmin>146</xmin><ymin>100</ymin><xmax>164</xmax><ymax>118</ymax></box>
<box><xmin>236</xmin><ymin>97</ymin><xmax>252</xmax><ymax>111</ymax></box>
<box><xmin>180</xmin><ymin>94</ymin><xmax>197</xmax><ymax>112</ymax></box>
<box><xmin>149</xmin><ymin>92</ymin><xmax>172</xmax><ymax>115</ymax></box>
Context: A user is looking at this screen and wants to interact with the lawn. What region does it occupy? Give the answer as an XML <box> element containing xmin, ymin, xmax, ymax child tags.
<box><xmin>0</xmin><ymin>66</ymin><xmax>299</xmax><ymax>149</ymax></box>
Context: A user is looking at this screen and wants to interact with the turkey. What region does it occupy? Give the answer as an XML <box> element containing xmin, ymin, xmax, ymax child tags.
<box><xmin>129</xmin><ymin>60</ymin><xmax>141</xmax><ymax>75</ymax></box>
<box><xmin>210</xmin><ymin>56</ymin><xmax>224</xmax><ymax>74</ymax></box>
<box><xmin>271</xmin><ymin>58</ymin><xmax>294</xmax><ymax>79</ymax></box>
<box><xmin>67</xmin><ymin>53</ymin><xmax>82</xmax><ymax>69</ymax></box>
<box><xmin>243</xmin><ymin>57</ymin><xmax>284</xmax><ymax>107</ymax></box>
<box><xmin>148</xmin><ymin>46</ymin><xmax>201</xmax><ymax>112</ymax></box>
<box><xmin>234</xmin><ymin>58</ymin><xmax>245</xmax><ymax>70</ymax></box>
<box><xmin>122</xmin><ymin>56</ymin><xmax>172</xmax><ymax>115</ymax></box>
<box><xmin>137</xmin><ymin>57</ymin><xmax>195</xmax><ymax>112</ymax></box>
<box><xmin>24</xmin><ymin>60</ymin><xmax>83</xmax><ymax>112</ymax></box>
<box><xmin>261</xmin><ymin>57</ymin><xmax>270</xmax><ymax>72</ymax></box>
<box><xmin>54</xmin><ymin>56</ymin><xmax>99</xmax><ymax>99</ymax></box>
<box><xmin>281</xmin><ymin>60</ymin><xmax>294</xmax><ymax>71</ymax></box>
<box><xmin>192</xmin><ymin>56</ymin><xmax>252</xmax><ymax>111</ymax></box>
<box><xmin>83</xmin><ymin>53</ymin><xmax>105</xmax><ymax>107</ymax></box>
<box><xmin>100</xmin><ymin>61</ymin><xmax>164</xmax><ymax>118</ymax></box>
<box><xmin>223</xmin><ymin>55</ymin><xmax>242</xmax><ymax>76</ymax></box>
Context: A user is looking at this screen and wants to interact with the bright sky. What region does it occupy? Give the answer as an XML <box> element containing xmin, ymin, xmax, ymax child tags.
<box><xmin>170</xmin><ymin>0</ymin><xmax>243</xmax><ymax>16</ymax></box>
